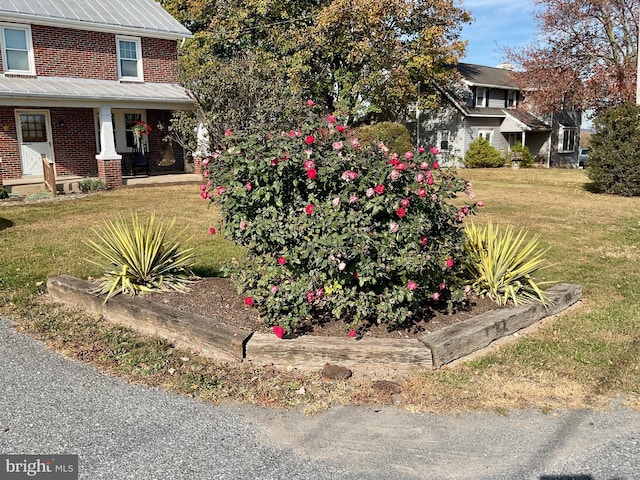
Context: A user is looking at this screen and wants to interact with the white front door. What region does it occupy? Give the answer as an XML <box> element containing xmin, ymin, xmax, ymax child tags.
<box><xmin>16</xmin><ymin>110</ymin><xmax>54</xmax><ymax>176</ymax></box>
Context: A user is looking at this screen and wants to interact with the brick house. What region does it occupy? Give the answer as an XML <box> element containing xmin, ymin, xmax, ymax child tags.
<box><xmin>0</xmin><ymin>0</ymin><xmax>193</xmax><ymax>190</ymax></box>
<box><xmin>412</xmin><ymin>63</ymin><xmax>582</xmax><ymax>168</ymax></box>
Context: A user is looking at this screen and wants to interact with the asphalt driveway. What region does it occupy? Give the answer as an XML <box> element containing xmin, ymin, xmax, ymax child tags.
<box><xmin>1</xmin><ymin>318</ymin><xmax>638</xmax><ymax>479</ymax></box>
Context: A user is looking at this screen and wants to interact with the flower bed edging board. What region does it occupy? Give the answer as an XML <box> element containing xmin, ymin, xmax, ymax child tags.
<box><xmin>46</xmin><ymin>275</ymin><xmax>251</xmax><ymax>362</ymax></box>
<box><xmin>419</xmin><ymin>284</ymin><xmax>582</xmax><ymax>368</ymax></box>
<box><xmin>46</xmin><ymin>276</ymin><xmax>581</xmax><ymax>374</ymax></box>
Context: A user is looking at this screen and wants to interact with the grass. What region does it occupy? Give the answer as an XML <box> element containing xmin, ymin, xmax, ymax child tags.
<box><xmin>1</xmin><ymin>171</ymin><xmax>639</xmax><ymax>413</ymax></box>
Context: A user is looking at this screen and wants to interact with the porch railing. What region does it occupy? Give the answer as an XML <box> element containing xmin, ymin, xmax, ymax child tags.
<box><xmin>41</xmin><ymin>153</ymin><xmax>56</xmax><ymax>195</ymax></box>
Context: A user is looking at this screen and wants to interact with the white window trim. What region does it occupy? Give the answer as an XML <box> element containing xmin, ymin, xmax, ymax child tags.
<box><xmin>475</xmin><ymin>87</ymin><xmax>487</xmax><ymax>108</ymax></box>
<box><xmin>438</xmin><ymin>130</ymin><xmax>450</xmax><ymax>151</ymax></box>
<box><xmin>478</xmin><ymin>129</ymin><xmax>493</xmax><ymax>143</ymax></box>
<box><xmin>558</xmin><ymin>125</ymin><xmax>577</xmax><ymax>153</ymax></box>
<box><xmin>116</xmin><ymin>35</ymin><xmax>143</xmax><ymax>82</ymax></box>
<box><xmin>0</xmin><ymin>23</ymin><xmax>35</xmax><ymax>76</ymax></box>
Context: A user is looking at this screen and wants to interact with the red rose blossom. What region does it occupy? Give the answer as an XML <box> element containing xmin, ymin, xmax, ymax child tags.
<box><xmin>397</xmin><ymin>207</ymin><xmax>407</xmax><ymax>218</ymax></box>
<box><xmin>305</xmin><ymin>135</ymin><xmax>315</xmax><ymax>145</ymax></box>
<box><xmin>209</xmin><ymin>227</ymin><xmax>216</xmax><ymax>235</ymax></box>
<box><xmin>307</xmin><ymin>168</ymin><xmax>317</xmax><ymax>179</ymax></box>
<box><xmin>305</xmin><ymin>204</ymin><xmax>314</xmax><ymax>215</ymax></box>
<box><xmin>373</xmin><ymin>184</ymin><xmax>385</xmax><ymax>195</ymax></box>
<box><xmin>272</xmin><ymin>326</ymin><xmax>285</xmax><ymax>338</ymax></box>
<box><xmin>277</xmin><ymin>257</ymin><xmax>286</xmax><ymax>265</ymax></box>
<box><xmin>244</xmin><ymin>296</ymin><xmax>254</xmax><ymax>306</ymax></box>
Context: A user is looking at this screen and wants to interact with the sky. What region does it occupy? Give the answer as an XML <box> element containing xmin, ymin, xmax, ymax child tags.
<box><xmin>459</xmin><ymin>0</ymin><xmax>541</xmax><ymax>67</ymax></box>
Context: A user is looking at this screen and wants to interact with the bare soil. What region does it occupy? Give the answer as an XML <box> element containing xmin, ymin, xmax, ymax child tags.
<box><xmin>144</xmin><ymin>277</ymin><xmax>501</xmax><ymax>340</ymax></box>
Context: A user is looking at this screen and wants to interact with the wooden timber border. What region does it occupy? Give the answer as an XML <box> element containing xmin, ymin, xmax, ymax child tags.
<box><xmin>47</xmin><ymin>276</ymin><xmax>581</xmax><ymax>373</ymax></box>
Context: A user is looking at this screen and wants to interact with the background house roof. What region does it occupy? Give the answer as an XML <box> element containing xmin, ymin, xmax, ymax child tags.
<box><xmin>0</xmin><ymin>0</ymin><xmax>192</xmax><ymax>40</ymax></box>
<box><xmin>457</xmin><ymin>63</ymin><xmax>519</xmax><ymax>90</ymax></box>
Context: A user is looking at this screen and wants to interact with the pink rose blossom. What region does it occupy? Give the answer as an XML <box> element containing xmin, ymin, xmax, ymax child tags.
<box><xmin>401</xmin><ymin>198</ymin><xmax>410</xmax><ymax>207</ymax></box>
<box><xmin>433</xmin><ymin>292</ymin><xmax>440</xmax><ymax>301</ymax></box>
<box><xmin>366</xmin><ymin>188</ymin><xmax>375</xmax><ymax>198</ymax></box>
<box><xmin>418</xmin><ymin>188</ymin><xmax>427</xmax><ymax>198</ymax></box>
<box><xmin>305</xmin><ymin>204</ymin><xmax>314</xmax><ymax>215</ymax></box>
<box><xmin>240</xmin><ymin>221</ymin><xmax>248</xmax><ymax>230</ymax></box>
<box><xmin>315</xmin><ymin>288</ymin><xmax>324</xmax><ymax>298</ymax></box>
<box><xmin>397</xmin><ymin>207</ymin><xmax>407</xmax><ymax>218</ymax></box>
<box><xmin>246</xmin><ymin>182</ymin><xmax>253</xmax><ymax>191</ymax></box>
<box><xmin>427</xmin><ymin>177</ymin><xmax>434</xmax><ymax>186</ymax></box>
<box><xmin>303</xmin><ymin>160</ymin><xmax>315</xmax><ymax>170</ymax></box>
<box><xmin>305</xmin><ymin>149</ymin><xmax>313</xmax><ymax>157</ymax></box>
<box><xmin>200</xmin><ymin>184</ymin><xmax>207</xmax><ymax>192</ymax></box>
<box><xmin>224</xmin><ymin>129</ymin><xmax>233</xmax><ymax>137</ymax></box>
<box><xmin>349</xmin><ymin>195</ymin><xmax>359</xmax><ymax>204</ymax></box>
<box><xmin>477</xmin><ymin>201</ymin><xmax>485</xmax><ymax>207</ymax></box>
<box><xmin>216</xmin><ymin>186</ymin><xmax>226</xmax><ymax>195</ymax></box>
<box><xmin>378</xmin><ymin>142</ymin><xmax>389</xmax><ymax>153</ymax></box>
<box><xmin>209</xmin><ymin>227</ymin><xmax>216</xmax><ymax>235</ymax></box>
<box><xmin>416</xmin><ymin>173</ymin><xmax>425</xmax><ymax>183</ymax></box>
<box><xmin>418</xmin><ymin>146</ymin><xmax>426</xmax><ymax>153</ymax></box>
<box><xmin>351</xmin><ymin>138</ymin><xmax>360</xmax><ymax>149</ymax></box>
<box><xmin>407</xmin><ymin>280</ymin><xmax>418</xmax><ymax>291</ymax></box>
<box><xmin>445</xmin><ymin>258</ymin><xmax>454</xmax><ymax>268</ymax></box>
<box><xmin>374</xmin><ymin>184</ymin><xmax>385</xmax><ymax>195</ymax></box>
<box><xmin>468</xmin><ymin>191</ymin><xmax>475</xmax><ymax>200</ymax></box>
<box><xmin>332</xmin><ymin>197</ymin><xmax>341</xmax><ymax>207</ymax></box>
<box><xmin>200</xmin><ymin>192</ymin><xmax>207</xmax><ymax>199</ymax></box>
<box><xmin>327</xmin><ymin>114</ymin><xmax>336</xmax><ymax>124</ymax></box>
<box><xmin>333</xmin><ymin>141</ymin><xmax>344</xmax><ymax>150</ymax></box>
<box><xmin>306</xmin><ymin>291</ymin><xmax>316</xmax><ymax>302</ymax></box>
<box><xmin>348</xmin><ymin>329</ymin><xmax>357</xmax><ymax>338</ymax></box>
<box><xmin>306</xmin><ymin>100</ymin><xmax>315</xmax><ymax>106</ymax></box>
<box><xmin>341</xmin><ymin>170</ymin><xmax>358</xmax><ymax>181</ymax></box>
<box><xmin>420</xmin><ymin>161</ymin><xmax>429</xmax><ymax>170</ymax></box>
<box><xmin>277</xmin><ymin>257</ymin><xmax>287</xmax><ymax>265</ymax></box>
<box><xmin>270</xmin><ymin>285</ymin><xmax>279</xmax><ymax>294</ymax></box>
<box><xmin>432</xmin><ymin>161</ymin><xmax>440</xmax><ymax>169</ymax></box>
<box><xmin>272</xmin><ymin>325</ymin><xmax>285</xmax><ymax>338</ymax></box>
<box><xmin>439</xmin><ymin>282</ymin><xmax>447</xmax><ymax>290</ymax></box>
<box><xmin>430</xmin><ymin>147</ymin><xmax>439</xmax><ymax>155</ymax></box>
<box><xmin>397</xmin><ymin>162</ymin><xmax>407</xmax><ymax>171</ymax></box>
<box><xmin>390</xmin><ymin>169</ymin><xmax>400</xmax><ymax>181</ymax></box>
<box><xmin>389</xmin><ymin>221</ymin><xmax>399</xmax><ymax>233</ymax></box>
<box><xmin>201</xmin><ymin>158</ymin><xmax>210</xmax><ymax>167</ymax></box>
<box><xmin>404</xmin><ymin>151</ymin><xmax>414</xmax><ymax>160</ymax></box>
<box><xmin>244</xmin><ymin>296</ymin><xmax>254</xmax><ymax>306</ymax></box>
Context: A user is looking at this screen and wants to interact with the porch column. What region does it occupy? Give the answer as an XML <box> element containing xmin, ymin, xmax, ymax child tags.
<box><xmin>95</xmin><ymin>106</ymin><xmax>122</xmax><ymax>188</ymax></box>
<box><xmin>193</xmin><ymin>113</ymin><xmax>210</xmax><ymax>176</ymax></box>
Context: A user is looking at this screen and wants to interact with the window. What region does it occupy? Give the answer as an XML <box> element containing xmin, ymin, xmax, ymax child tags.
<box><xmin>475</xmin><ymin>87</ymin><xmax>488</xmax><ymax>108</ymax></box>
<box><xmin>438</xmin><ymin>130</ymin><xmax>450</xmax><ymax>151</ymax></box>
<box><xmin>1</xmin><ymin>24</ymin><xmax>34</xmax><ymax>74</ymax></box>
<box><xmin>125</xmin><ymin>113</ymin><xmax>143</xmax><ymax>148</ymax></box>
<box><xmin>117</xmin><ymin>36</ymin><xmax>142</xmax><ymax>80</ymax></box>
<box><xmin>559</xmin><ymin>126</ymin><xmax>576</xmax><ymax>153</ymax></box>
<box><xmin>506</xmin><ymin>90</ymin><xmax>517</xmax><ymax>108</ymax></box>
<box><xmin>478</xmin><ymin>129</ymin><xmax>493</xmax><ymax>143</ymax></box>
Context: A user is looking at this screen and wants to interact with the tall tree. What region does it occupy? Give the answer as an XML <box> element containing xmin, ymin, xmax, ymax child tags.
<box><xmin>509</xmin><ymin>0</ymin><xmax>640</xmax><ymax>115</ymax></box>
<box><xmin>162</xmin><ymin>0</ymin><xmax>471</xmax><ymax>149</ymax></box>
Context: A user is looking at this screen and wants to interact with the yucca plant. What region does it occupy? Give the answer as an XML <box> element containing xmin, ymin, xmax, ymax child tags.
<box><xmin>463</xmin><ymin>222</ymin><xmax>552</xmax><ymax>306</ymax></box>
<box><xmin>85</xmin><ymin>214</ymin><xmax>196</xmax><ymax>301</ymax></box>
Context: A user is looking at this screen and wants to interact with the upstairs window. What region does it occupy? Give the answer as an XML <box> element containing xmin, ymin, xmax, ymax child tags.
<box><xmin>1</xmin><ymin>24</ymin><xmax>34</xmax><ymax>75</ymax></box>
<box><xmin>438</xmin><ymin>130</ymin><xmax>450</xmax><ymax>151</ymax></box>
<box><xmin>117</xmin><ymin>36</ymin><xmax>142</xmax><ymax>81</ymax></box>
<box><xmin>506</xmin><ymin>90</ymin><xmax>517</xmax><ymax>108</ymax></box>
<box><xmin>475</xmin><ymin>87</ymin><xmax>488</xmax><ymax>108</ymax></box>
<box><xmin>559</xmin><ymin>126</ymin><xmax>577</xmax><ymax>153</ymax></box>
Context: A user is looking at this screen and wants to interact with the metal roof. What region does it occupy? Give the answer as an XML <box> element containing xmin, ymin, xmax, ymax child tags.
<box><xmin>0</xmin><ymin>0</ymin><xmax>192</xmax><ymax>39</ymax></box>
<box><xmin>457</xmin><ymin>63</ymin><xmax>519</xmax><ymax>89</ymax></box>
<box><xmin>0</xmin><ymin>75</ymin><xmax>194</xmax><ymax>109</ymax></box>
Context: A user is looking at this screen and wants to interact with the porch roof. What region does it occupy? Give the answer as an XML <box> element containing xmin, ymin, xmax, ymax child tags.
<box><xmin>0</xmin><ymin>76</ymin><xmax>194</xmax><ymax>110</ymax></box>
<box><xmin>505</xmin><ymin>109</ymin><xmax>550</xmax><ymax>132</ymax></box>
<box><xmin>0</xmin><ymin>0</ymin><xmax>192</xmax><ymax>40</ymax></box>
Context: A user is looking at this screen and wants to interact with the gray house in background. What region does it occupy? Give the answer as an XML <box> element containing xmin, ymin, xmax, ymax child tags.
<box><xmin>411</xmin><ymin>63</ymin><xmax>581</xmax><ymax>168</ymax></box>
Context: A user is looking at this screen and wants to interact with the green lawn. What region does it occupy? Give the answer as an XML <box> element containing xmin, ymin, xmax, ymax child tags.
<box><xmin>1</xmin><ymin>171</ymin><xmax>638</xmax><ymax>413</ymax></box>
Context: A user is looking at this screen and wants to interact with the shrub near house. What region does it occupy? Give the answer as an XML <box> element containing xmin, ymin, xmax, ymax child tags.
<box><xmin>203</xmin><ymin>103</ymin><xmax>479</xmax><ymax>335</ymax></box>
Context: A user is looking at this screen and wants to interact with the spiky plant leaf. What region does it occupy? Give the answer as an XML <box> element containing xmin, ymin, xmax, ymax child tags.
<box><xmin>84</xmin><ymin>213</ymin><xmax>196</xmax><ymax>301</ymax></box>
<box><xmin>463</xmin><ymin>222</ymin><xmax>552</xmax><ymax>307</ymax></box>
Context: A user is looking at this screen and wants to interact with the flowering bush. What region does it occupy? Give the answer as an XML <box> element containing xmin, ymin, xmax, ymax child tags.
<box><xmin>131</xmin><ymin>121</ymin><xmax>152</xmax><ymax>153</ymax></box>
<box><xmin>203</xmin><ymin>104</ymin><xmax>479</xmax><ymax>334</ymax></box>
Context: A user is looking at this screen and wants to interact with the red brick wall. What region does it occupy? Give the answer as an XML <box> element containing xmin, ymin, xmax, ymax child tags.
<box><xmin>96</xmin><ymin>157</ymin><xmax>122</xmax><ymax>189</ymax></box>
<box><xmin>0</xmin><ymin>107</ymin><xmax>21</xmax><ymax>180</ymax></box>
<box><xmin>2</xmin><ymin>25</ymin><xmax>180</xmax><ymax>83</ymax></box>
<box><xmin>50</xmin><ymin>108</ymin><xmax>98</xmax><ymax>177</ymax></box>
